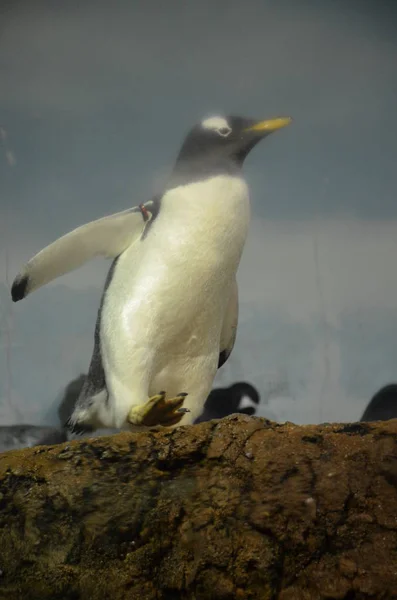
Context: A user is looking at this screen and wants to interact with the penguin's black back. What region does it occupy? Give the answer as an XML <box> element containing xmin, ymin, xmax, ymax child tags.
<box><xmin>361</xmin><ymin>383</ymin><xmax>397</xmax><ymax>422</ymax></box>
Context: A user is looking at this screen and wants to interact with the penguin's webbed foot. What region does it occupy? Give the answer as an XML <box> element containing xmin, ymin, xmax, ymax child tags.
<box><xmin>127</xmin><ymin>391</ymin><xmax>189</xmax><ymax>427</ymax></box>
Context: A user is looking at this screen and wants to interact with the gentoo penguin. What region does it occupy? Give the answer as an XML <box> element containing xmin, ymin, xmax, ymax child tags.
<box><xmin>360</xmin><ymin>383</ymin><xmax>397</xmax><ymax>422</ymax></box>
<box><xmin>194</xmin><ymin>381</ymin><xmax>260</xmax><ymax>423</ymax></box>
<box><xmin>11</xmin><ymin>114</ymin><xmax>292</xmax><ymax>432</ymax></box>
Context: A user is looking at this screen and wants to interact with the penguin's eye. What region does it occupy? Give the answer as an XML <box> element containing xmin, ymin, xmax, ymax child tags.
<box><xmin>217</xmin><ymin>126</ymin><xmax>232</xmax><ymax>138</ymax></box>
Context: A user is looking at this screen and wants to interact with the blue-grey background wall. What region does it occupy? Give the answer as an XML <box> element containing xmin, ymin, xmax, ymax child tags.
<box><xmin>1</xmin><ymin>0</ymin><xmax>397</xmax><ymax>426</ymax></box>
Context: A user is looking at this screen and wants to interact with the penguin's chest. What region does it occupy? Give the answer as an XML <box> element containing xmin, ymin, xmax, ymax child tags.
<box><xmin>103</xmin><ymin>175</ymin><xmax>250</xmax><ymax>342</ymax></box>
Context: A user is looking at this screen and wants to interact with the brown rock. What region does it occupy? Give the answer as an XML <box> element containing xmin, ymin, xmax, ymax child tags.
<box><xmin>0</xmin><ymin>415</ymin><xmax>396</xmax><ymax>599</ymax></box>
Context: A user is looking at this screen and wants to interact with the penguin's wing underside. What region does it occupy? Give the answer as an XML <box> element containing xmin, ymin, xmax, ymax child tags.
<box><xmin>218</xmin><ymin>277</ymin><xmax>238</xmax><ymax>369</ymax></box>
<box><xmin>11</xmin><ymin>203</ymin><xmax>154</xmax><ymax>302</ymax></box>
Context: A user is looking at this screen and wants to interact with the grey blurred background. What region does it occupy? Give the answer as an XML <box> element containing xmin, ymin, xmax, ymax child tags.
<box><xmin>1</xmin><ymin>0</ymin><xmax>397</xmax><ymax>430</ymax></box>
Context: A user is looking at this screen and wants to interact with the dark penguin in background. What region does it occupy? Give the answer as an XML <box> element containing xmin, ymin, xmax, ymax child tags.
<box><xmin>360</xmin><ymin>383</ymin><xmax>397</xmax><ymax>422</ymax></box>
<box><xmin>58</xmin><ymin>374</ymin><xmax>120</xmax><ymax>439</ymax></box>
<box><xmin>0</xmin><ymin>425</ymin><xmax>67</xmax><ymax>454</ymax></box>
<box><xmin>58</xmin><ymin>373</ymin><xmax>88</xmax><ymax>431</ymax></box>
<box><xmin>194</xmin><ymin>381</ymin><xmax>260</xmax><ymax>423</ymax></box>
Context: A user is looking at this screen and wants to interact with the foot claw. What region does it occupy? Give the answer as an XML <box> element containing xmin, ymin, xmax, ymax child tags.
<box><xmin>160</xmin><ymin>414</ymin><xmax>187</xmax><ymax>426</ymax></box>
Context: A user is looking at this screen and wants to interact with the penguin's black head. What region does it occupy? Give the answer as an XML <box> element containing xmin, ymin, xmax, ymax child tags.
<box><xmin>172</xmin><ymin>114</ymin><xmax>292</xmax><ymax>181</ymax></box>
<box><xmin>229</xmin><ymin>382</ymin><xmax>260</xmax><ymax>415</ymax></box>
<box><xmin>194</xmin><ymin>381</ymin><xmax>261</xmax><ymax>423</ymax></box>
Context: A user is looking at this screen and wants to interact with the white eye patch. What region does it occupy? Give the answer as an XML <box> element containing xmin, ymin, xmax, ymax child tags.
<box><xmin>201</xmin><ymin>116</ymin><xmax>232</xmax><ymax>138</ymax></box>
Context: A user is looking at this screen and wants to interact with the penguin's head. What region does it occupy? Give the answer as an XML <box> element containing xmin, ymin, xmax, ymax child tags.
<box><xmin>194</xmin><ymin>381</ymin><xmax>261</xmax><ymax>424</ymax></box>
<box><xmin>230</xmin><ymin>382</ymin><xmax>260</xmax><ymax>416</ymax></box>
<box><xmin>174</xmin><ymin>114</ymin><xmax>292</xmax><ymax>172</ymax></box>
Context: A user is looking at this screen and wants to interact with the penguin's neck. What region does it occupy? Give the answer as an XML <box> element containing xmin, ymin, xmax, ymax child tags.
<box><xmin>158</xmin><ymin>174</ymin><xmax>250</xmax><ymax>252</ymax></box>
<box><xmin>167</xmin><ymin>155</ymin><xmax>242</xmax><ymax>189</ymax></box>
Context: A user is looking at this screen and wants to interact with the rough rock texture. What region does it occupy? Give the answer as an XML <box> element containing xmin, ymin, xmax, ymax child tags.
<box><xmin>0</xmin><ymin>414</ymin><xmax>397</xmax><ymax>600</ymax></box>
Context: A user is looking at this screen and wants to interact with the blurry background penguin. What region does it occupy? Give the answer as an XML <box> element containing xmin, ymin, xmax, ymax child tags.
<box><xmin>360</xmin><ymin>384</ymin><xmax>397</xmax><ymax>422</ymax></box>
<box><xmin>195</xmin><ymin>381</ymin><xmax>260</xmax><ymax>423</ymax></box>
<box><xmin>0</xmin><ymin>374</ymin><xmax>110</xmax><ymax>453</ymax></box>
<box><xmin>0</xmin><ymin>424</ymin><xmax>67</xmax><ymax>453</ymax></box>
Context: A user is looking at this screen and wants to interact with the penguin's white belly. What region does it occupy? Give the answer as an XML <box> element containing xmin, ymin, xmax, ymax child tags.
<box><xmin>101</xmin><ymin>175</ymin><xmax>250</xmax><ymax>405</ymax></box>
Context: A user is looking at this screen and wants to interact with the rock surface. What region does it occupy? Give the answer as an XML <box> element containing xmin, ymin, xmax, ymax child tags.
<box><xmin>0</xmin><ymin>414</ymin><xmax>396</xmax><ymax>599</ymax></box>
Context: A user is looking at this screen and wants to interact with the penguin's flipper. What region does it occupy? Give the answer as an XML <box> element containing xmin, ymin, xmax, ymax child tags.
<box><xmin>218</xmin><ymin>277</ymin><xmax>238</xmax><ymax>369</ymax></box>
<box><xmin>11</xmin><ymin>203</ymin><xmax>154</xmax><ymax>302</ymax></box>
